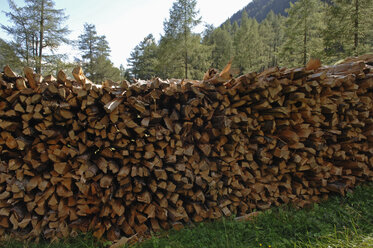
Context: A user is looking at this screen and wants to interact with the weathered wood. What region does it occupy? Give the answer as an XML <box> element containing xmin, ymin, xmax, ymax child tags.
<box><xmin>0</xmin><ymin>55</ymin><xmax>372</xmax><ymax>243</ymax></box>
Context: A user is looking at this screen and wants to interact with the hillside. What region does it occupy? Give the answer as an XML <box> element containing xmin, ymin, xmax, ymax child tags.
<box><xmin>228</xmin><ymin>0</ymin><xmax>296</xmax><ymax>24</ymax></box>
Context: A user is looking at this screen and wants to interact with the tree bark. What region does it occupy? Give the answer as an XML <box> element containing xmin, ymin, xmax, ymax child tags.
<box><xmin>354</xmin><ymin>0</ymin><xmax>359</xmax><ymax>56</ymax></box>
<box><xmin>37</xmin><ymin>0</ymin><xmax>45</xmax><ymax>74</ymax></box>
<box><xmin>303</xmin><ymin>20</ymin><xmax>307</xmax><ymax>66</ymax></box>
<box><xmin>184</xmin><ymin>4</ymin><xmax>188</xmax><ymax>79</ymax></box>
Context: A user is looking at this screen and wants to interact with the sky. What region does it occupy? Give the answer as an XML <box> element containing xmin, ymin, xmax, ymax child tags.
<box><xmin>0</xmin><ymin>0</ymin><xmax>251</xmax><ymax>67</ymax></box>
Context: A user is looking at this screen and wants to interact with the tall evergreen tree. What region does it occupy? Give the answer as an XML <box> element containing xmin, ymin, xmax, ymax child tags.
<box><xmin>1</xmin><ymin>0</ymin><xmax>35</xmax><ymax>67</ymax></box>
<box><xmin>233</xmin><ymin>11</ymin><xmax>262</xmax><ymax>73</ymax></box>
<box><xmin>259</xmin><ymin>11</ymin><xmax>285</xmax><ymax>69</ymax></box>
<box><xmin>91</xmin><ymin>55</ymin><xmax>121</xmax><ymax>82</ymax></box>
<box><xmin>324</xmin><ymin>0</ymin><xmax>373</xmax><ymax>61</ymax></box>
<box><xmin>0</xmin><ymin>38</ymin><xmax>24</xmax><ymax>72</ymax></box>
<box><xmin>119</xmin><ymin>64</ymin><xmax>130</xmax><ymax>80</ymax></box>
<box><xmin>231</xmin><ymin>21</ymin><xmax>239</xmax><ymax>35</ymax></box>
<box><xmin>280</xmin><ymin>0</ymin><xmax>325</xmax><ymax>67</ymax></box>
<box><xmin>127</xmin><ymin>34</ymin><xmax>158</xmax><ymax>79</ymax></box>
<box><xmin>156</xmin><ymin>36</ymin><xmax>184</xmax><ymax>78</ymax></box>
<box><xmin>162</xmin><ymin>0</ymin><xmax>201</xmax><ymax>78</ymax></box>
<box><xmin>207</xmin><ymin>27</ymin><xmax>233</xmax><ymax>70</ymax></box>
<box><xmin>77</xmin><ymin>23</ymin><xmax>114</xmax><ymax>82</ymax></box>
<box><xmin>2</xmin><ymin>0</ymin><xmax>70</xmax><ymax>73</ymax></box>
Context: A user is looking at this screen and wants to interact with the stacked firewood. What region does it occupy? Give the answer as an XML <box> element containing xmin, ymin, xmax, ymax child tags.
<box><xmin>0</xmin><ymin>54</ymin><xmax>372</xmax><ymax>242</ymax></box>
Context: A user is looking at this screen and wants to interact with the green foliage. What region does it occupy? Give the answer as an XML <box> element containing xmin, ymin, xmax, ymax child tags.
<box><xmin>163</xmin><ymin>0</ymin><xmax>201</xmax><ymax>38</ymax></box>
<box><xmin>1</xmin><ymin>0</ymin><xmax>70</xmax><ymax>73</ymax></box>
<box><xmin>228</xmin><ymin>0</ymin><xmax>296</xmax><ymax>24</ymax></box>
<box><xmin>77</xmin><ymin>23</ymin><xmax>120</xmax><ymax>83</ymax></box>
<box><xmin>161</xmin><ymin>0</ymin><xmax>202</xmax><ymax>79</ymax></box>
<box><xmin>127</xmin><ymin>34</ymin><xmax>158</xmax><ymax>79</ymax></box>
<box><xmin>185</xmin><ymin>34</ymin><xmax>211</xmax><ymax>79</ymax></box>
<box><xmin>0</xmin><ymin>38</ymin><xmax>24</xmax><ymax>73</ymax></box>
<box><xmin>205</xmin><ymin>27</ymin><xmax>233</xmax><ymax>70</ymax></box>
<box><xmin>280</xmin><ymin>0</ymin><xmax>325</xmax><ymax>67</ymax></box>
<box><xmin>259</xmin><ymin>11</ymin><xmax>285</xmax><ymax>68</ymax></box>
<box><xmin>324</xmin><ymin>0</ymin><xmax>373</xmax><ymax>63</ymax></box>
<box><xmin>233</xmin><ymin>12</ymin><xmax>262</xmax><ymax>73</ymax></box>
<box><xmin>132</xmin><ymin>183</ymin><xmax>373</xmax><ymax>248</ymax></box>
<box><xmin>42</xmin><ymin>54</ymin><xmax>76</xmax><ymax>77</ymax></box>
<box><xmin>91</xmin><ymin>55</ymin><xmax>122</xmax><ymax>82</ymax></box>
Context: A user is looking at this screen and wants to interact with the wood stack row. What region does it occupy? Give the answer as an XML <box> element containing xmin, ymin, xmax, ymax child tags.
<box><xmin>0</xmin><ymin>55</ymin><xmax>372</xmax><ymax>242</ymax></box>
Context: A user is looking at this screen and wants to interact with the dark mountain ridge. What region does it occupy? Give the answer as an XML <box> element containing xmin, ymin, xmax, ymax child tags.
<box><xmin>227</xmin><ymin>0</ymin><xmax>296</xmax><ymax>24</ymax></box>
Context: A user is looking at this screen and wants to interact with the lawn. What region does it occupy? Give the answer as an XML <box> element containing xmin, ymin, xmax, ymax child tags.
<box><xmin>2</xmin><ymin>183</ymin><xmax>373</xmax><ymax>248</ymax></box>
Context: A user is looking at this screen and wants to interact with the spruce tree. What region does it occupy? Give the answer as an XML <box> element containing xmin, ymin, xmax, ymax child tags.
<box><xmin>0</xmin><ymin>38</ymin><xmax>24</xmax><ymax>72</ymax></box>
<box><xmin>77</xmin><ymin>23</ymin><xmax>118</xmax><ymax>82</ymax></box>
<box><xmin>78</xmin><ymin>23</ymin><xmax>110</xmax><ymax>78</ymax></box>
<box><xmin>259</xmin><ymin>11</ymin><xmax>285</xmax><ymax>69</ymax></box>
<box><xmin>280</xmin><ymin>0</ymin><xmax>325</xmax><ymax>67</ymax></box>
<box><xmin>324</xmin><ymin>0</ymin><xmax>373</xmax><ymax>61</ymax></box>
<box><xmin>208</xmin><ymin>27</ymin><xmax>233</xmax><ymax>70</ymax></box>
<box><xmin>233</xmin><ymin>12</ymin><xmax>262</xmax><ymax>73</ymax></box>
<box><xmin>127</xmin><ymin>34</ymin><xmax>158</xmax><ymax>80</ymax></box>
<box><xmin>162</xmin><ymin>0</ymin><xmax>201</xmax><ymax>79</ymax></box>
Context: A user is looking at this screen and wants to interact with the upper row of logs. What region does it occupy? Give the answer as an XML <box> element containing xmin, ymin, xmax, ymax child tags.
<box><xmin>0</xmin><ymin>54</ymin><xmax>372</xmax><ymax>242</ymax></box>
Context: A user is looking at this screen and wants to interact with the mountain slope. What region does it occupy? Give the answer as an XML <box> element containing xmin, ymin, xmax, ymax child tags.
<box><xmin>228</xmin><ymin>0</ymin><xmax>296</xmax><ymax>24</ymax></box>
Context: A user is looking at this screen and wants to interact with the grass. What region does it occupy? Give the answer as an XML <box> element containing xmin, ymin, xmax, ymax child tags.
<box><xmin>2</xmin><ymin>183</ymin><xmax>373</xmax><ymax>248</ymax></box>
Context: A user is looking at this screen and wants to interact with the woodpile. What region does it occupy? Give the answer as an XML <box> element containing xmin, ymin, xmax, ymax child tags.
<box><xmin>0</xmin><ymin>54</ymin><xmax>372</xmax><ymax>242</ymax></box>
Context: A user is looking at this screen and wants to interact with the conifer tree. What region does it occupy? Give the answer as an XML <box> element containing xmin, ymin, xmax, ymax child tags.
<box><xmin>324</xmin><ymin>0</ymin><xmax>373</xmax><ymax>61</ymax></box>
<box><xmin>233</xmin><ymin>11</ymin><xmax>262</xmax><ymax>73</ymax></box>
<box><xmin>162</xmin><ymin>0</ymin><xmax>201</xmax><ymax>79</ymax></box>
<box><xmin>2</xmin><ymin>0</ymin><xmax>70</xmax><ymax>73</ymax></box>
<box><xmin>77</xmin><ymin>23</ymin><xmax>119</xmax><ymax>82</ymax></box>
<box><xmin>280</xmin><ymin>0</ymin><xmax>325</xmax><ymax>67</ymax></box>
<box><xmin>259</xmin><ymin>11</ymin><xmax>285</xmax><ymax>69</ymax></box>
<box><xmin>127</xmin><ymin>34</ymin><xmax>158</xmax><ymax>80</ymax></box>
<box><xmin>208</xmin><ymin>27</ymin><xmax>233</xmax><ymax>70</ymax></box>
<box><xmin>0</xmin><ymin>38</ymin><xmax>23</xmax><ymax>72</ymax></box>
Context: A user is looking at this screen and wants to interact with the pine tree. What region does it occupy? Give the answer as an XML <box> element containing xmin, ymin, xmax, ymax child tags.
<box><xmin>127</xmin><ymin>34</ymin><xmax>158</xmax><ymax>80</ymax></box>
<box><xmin>187</xmin><ymin>34</ymin><xmax>211</xmax><ymax>79</ymax></box>
<box><xmin>162</xmin><ymin>0</ymin><xmax>201</xmax><ymax>78</ymax></box>
<box><xmin>119</xmin><ymin>64</ymin><xmax>130</xmax><ymax>80</ymax></box>
<box><xmin>231</xmin><ymin>21</ymin><xmax>239</xmax><ymax>35</ymax></box>
<box><xmin>233</xmin><ymin>11</ymin><xmax>262</xmax><ymax>73</ymax></box>
<box><xmin>208</xmin><ymin>27</ymin><xmax>233</xmax><ymax>70</ymax></box>
<box><xmin>77</xmin><ymin>23</ymin><xmax>110</xmax><ymax>81</ymax></box>
<box><xmin>77</xmin><ymin>23</ymin><xmax>114</xmax><ymax>82</ymax></box>
<box><xmin>233</xmin><ymin>12</ymin><xmax>250</xmax><ymax>73</ymax></box>
<box><xmin>92</xmin><ymin>55</ymin><xmax>121</xmax><ymax>82</ymax></box>
<box><xmin>43</xmin><ymin>54</ymin><xmax>75</xmax><ymax>76</ymax></box>
<box><xmin>156</xmin><ymin>36</ymin><xmax>184</xmax><ymax>78</ymax></box>
<box><xmin>2</xmin><ymin>0</ymin><xmax>70</xmax><ymax>73</ymax></box>
<box><xmin>1</xmin><ymin>0</ymin><xmax>35</xmax><ymax>67</ymax></box>
<box><xmin>0</xmin><ymin>38</ymin><xmax>24</xmax><ymax>72</ymax></box>
<box><xmin>324</xmin><ymin>0</ymin><xmax>373</xmax><ymax>61</ymax></box>
<box><xmin>259</xmin><ymin>11</ymin><xmax>285</xmax><ymax>69</ymax></box>
<box><xmin>280</xmin><ymin>0</ymin><xmax>325</xmax><ymax>67</ymax></box>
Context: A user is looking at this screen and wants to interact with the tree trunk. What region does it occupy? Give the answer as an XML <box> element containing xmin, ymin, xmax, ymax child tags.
<box><xmin>37</xmin><ymin>0</ymin><xmax>45</xmax><ymax>74</ymax></box>
<box><xmin>183</xmin><ymin>5</ymin><xmax>188</xmax><ymax>79</ymax></box>
<box><xmin>354</xmin><ymin>0</ymin><xmax>359</xmax><ymax>56</ymax></box>
<box><xmin>303</xmin><ymin>16</ymin><xmax>307</xmax><ymax>66</ymax></box>
<box><xmin>25</xmin><ymin>33</ymin><xmax>29</xmax><ymax>65</ymax></box>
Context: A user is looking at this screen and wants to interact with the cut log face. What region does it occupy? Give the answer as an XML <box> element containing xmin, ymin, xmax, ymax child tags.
<box><xmin>0</xmin><ymin>54</ymin><xmax>373</xmax><ymax>242</ymax></box>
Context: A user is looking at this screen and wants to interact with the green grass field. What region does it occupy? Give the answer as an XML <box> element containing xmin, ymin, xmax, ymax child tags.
<box><xmin>2</xmin><ymin>183</ymin><xmax>373</xmax><ymax>248</ymax></box>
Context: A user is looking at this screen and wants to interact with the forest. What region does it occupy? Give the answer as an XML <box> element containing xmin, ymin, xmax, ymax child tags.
<box><xmin>1</xmin><ymin>0</ymin><xmax>373</xmax><ymax>82</ymax></box>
